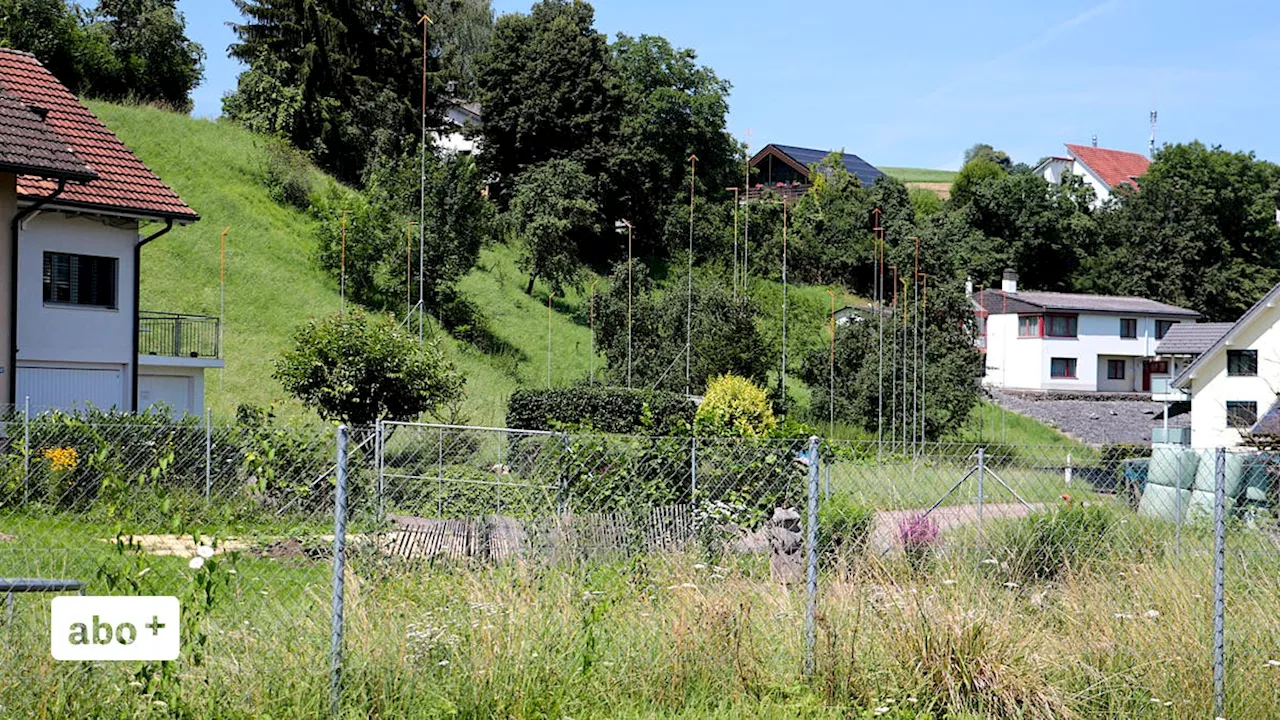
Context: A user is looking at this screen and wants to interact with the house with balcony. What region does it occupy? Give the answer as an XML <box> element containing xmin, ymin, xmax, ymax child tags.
<box><xmin>972</xmin><ymin>270</ymin><xmax>1199</xmax><ymax>393</ymax></box>
<box><xmin>1168</xmin><ymin>282</ymin><xmax>1280</xmax><ymax>449</ymax></box>
<box><xmin>746</xmin><ymin>144</ymin><xmax>884</xmax><ymax>201</ymax></box>
<box><xmin>0</xmin><ymin>48</ymin><xmax>219</xmax><ymax>418</ymax></box>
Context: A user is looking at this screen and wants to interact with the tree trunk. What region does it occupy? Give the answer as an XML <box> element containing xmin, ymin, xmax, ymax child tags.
<box><xmin>525</xmin><ymin>273</ymin><xmax>536</xmax><ymax>294</ymax></box>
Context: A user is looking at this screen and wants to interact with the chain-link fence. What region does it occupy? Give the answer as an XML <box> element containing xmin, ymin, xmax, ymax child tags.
<box><xmin>4</xmin><ymin>416</ymin><xmax>1280</xmax><ymax>717</ymax></box>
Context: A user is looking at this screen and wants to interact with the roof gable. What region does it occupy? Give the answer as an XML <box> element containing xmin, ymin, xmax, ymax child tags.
<box><xmin>1174</xmin><ymin>282</ymin><xmax>1280</xmax><ymax>388</ymax></box>
<box><xmin>1064</xmin><ymin>143</ymin><xmax>1150</xmax><ymax>191</ymax></box>
<box><xmin>752</xmin><ymin>144</ymin><xmax>884</xmax><ymax>188</ymax></box>
<box><xmin>971</xmin><ymin>288</ymin><xmax>1198</xmax><ymax>317</ymax></box>
<box><xmin>0</xmin><ymin>86</ymin><xmax>96</xmax><ymax>182</ymax></box>
<box><xmin>0</xmin><ymin>49</ymin><xmax>197</xmax><ymax>221</ymax></box>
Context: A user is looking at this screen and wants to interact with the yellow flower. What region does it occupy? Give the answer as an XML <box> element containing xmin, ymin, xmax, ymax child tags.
<box><xmin>42</xmin><ymin>446</ymin><xmax>78</xmax><ymax>472</ymax></box>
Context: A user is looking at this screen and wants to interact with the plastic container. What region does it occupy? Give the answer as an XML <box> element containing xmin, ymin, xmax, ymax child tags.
<box><xmin>1138</xmin><ymin>483</ymin><xmax>1191</xmax><ymax>523</ymax></box>
<box><xmin>1147</xmin><ymin>446</ymin><xmax>1198</xmax><ymax>490</ymax></box>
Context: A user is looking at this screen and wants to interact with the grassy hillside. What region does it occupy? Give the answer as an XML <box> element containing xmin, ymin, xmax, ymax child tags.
<box><xmin>880</xmin><ymin>166</ymin><xmax>958</xmax><ymax>183</ymax></box>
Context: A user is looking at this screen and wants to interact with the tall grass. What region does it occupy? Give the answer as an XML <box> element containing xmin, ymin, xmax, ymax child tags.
<box><xmin>2</xmin><ymin>502</ymin><xmax>1276</xmax><ymax>719</ymax></box>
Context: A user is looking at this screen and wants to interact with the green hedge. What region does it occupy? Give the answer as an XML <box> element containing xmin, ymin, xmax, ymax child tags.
<box><xmin>506</xmin><ymin>387</ymin><xmax>695</xmax><ymax>436</ymax></box>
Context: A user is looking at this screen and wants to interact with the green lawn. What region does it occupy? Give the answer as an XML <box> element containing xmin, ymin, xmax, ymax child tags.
<box><xmin>879</xmin><ymin>166</ymin><xmax>958</xmax><ymax>184</ymax></box>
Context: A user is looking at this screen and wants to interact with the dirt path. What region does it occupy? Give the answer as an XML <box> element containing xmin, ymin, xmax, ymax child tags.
<box><xmin>871</xmin><ymin>502</ymin><xmax>1037</xmax><ymax>552</ymax></box>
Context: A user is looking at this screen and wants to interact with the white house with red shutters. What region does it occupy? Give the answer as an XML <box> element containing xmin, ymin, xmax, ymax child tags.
<box><xmin>0</xmin><ymin>48</ymin><xmax>219</xmax><ymax>417</ymax></box>
<box><xmin>972</xmin><ymin>270</ymin><xmax>1199</xmax><ymax>393</ymax></box>
<box><xmin>1033</xmin><ymin>142</ymin><xmax>1151</xmax><ymax>207</ymax></box>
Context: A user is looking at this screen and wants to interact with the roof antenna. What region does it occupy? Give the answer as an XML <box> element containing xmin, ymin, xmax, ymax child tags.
<box><xmin>1091</xmin><ymin>134</ymin><xmax>1098</xmax><ymax>148</ymax></box>
<box><xmin>1149</xmin><ymin>110</ymin><xmax>1158</xmax><ymax>158</ymax></box>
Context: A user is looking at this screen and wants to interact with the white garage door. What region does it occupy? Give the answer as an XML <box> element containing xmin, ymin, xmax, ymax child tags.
<box><xmin>138</xmin><ymin>374</ymin><xmax>195</xmax><ymax>419</ymax></box>
<box><xmin>17</xmin><ymin>366</ymin><xmax>125</xmax><ymax>414</ymax></box>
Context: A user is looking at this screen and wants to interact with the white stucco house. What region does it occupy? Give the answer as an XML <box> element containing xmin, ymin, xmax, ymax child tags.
<box><xmin>433</xmin><ymin>100</ymin><xmax>482</xmax><ymax>156</ymax></box>
<box><xmin>1033</xmin><ymin>142</ymin><xmax>1151</xmax><ymax>208</ymax></box>
<box><xmin>1168</xmin><ymin>282</ymin><xmax>1280</xmax><ymax>449</ymax></box>
<box><xmin>0</xmin><ymin>48</ymin><xmax>219</xmax><ymax>418</ymax></box>
<box><xmin>972</xmin><ymin>270</ymin><xmax>1199</xmax><ymax>393</ymax></box>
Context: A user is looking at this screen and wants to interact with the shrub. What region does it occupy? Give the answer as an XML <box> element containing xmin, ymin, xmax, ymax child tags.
<box><xmin>262</xmin><ymin>138</ymin><xmax>314</xmax><ymax>210</ymax></box>
<box><xmin>992</xmin><ymin>502</ymin><xmax>1118</xmax><ymax>582</ymax></box>
<box><xmin>898</xmin><ymin>511</ymin><xmax>940</xmax><ymax>569</ymax></box>
<box><xmin>818</xmin><ymin>494</ymin><xmax>875</xmax><ymax>564</ymax></box>
<box><xmin>695</xmin><ymin>375</ymin><xmax>777</xmax><ymax>438</ymax></box>
<box><xmin>505</xmin><ymin>387</ymin><xmax>694</xmax><ymax>436</ymax></box>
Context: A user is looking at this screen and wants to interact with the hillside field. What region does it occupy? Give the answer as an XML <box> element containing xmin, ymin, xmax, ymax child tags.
<box><xmin>99</xmin><ymin>102</ymin><xmax>868</xmax><ymax>427</ymax></box>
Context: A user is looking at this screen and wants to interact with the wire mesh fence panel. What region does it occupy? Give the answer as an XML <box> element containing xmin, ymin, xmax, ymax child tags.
<box><xmin>0</xmin><ymin>412</ymin><xmax>352</xmax><ymax>717</ymax></box>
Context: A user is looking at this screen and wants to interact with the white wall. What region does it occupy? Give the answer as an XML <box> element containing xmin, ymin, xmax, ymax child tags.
<box><xmin>0</xmin><ymin>174</ymin><xmax>14</xmax><ymax>406</ymax></box>
<box><xmin>16</xmin><ymin>212</ymin><xmax>137</xmax><ymax>409</ymax></box>
<box><xmin>1186</xmin><ymin>304</ymin><xmax>1280</xmax><ymax>449</ymax></box>
<box><xmin>984</xmin><ymin>310</ymin><xmax>1183</xmax><ymax>392</ymax></box>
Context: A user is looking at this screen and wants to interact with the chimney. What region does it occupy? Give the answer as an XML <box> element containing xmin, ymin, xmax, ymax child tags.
<box><xmin>1091</xmin><ymin>134</ymin><xmax>1098</xmax><ymax>148</ymax></box>
<box><xmin>1001</xmin><ymin>269</ymin><xmax>1018</xmax><ymax>294</ymax></box>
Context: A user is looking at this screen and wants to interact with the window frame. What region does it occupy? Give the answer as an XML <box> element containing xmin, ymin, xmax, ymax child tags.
<box><xmin>1156</xmin><ymin>319</ymin><xmax>1176</xmax><ymax>340</ymax></box>
<box><xmin>1227</xmin><ymin>400</ymin><xmax>1258</xmax><ymax>430</ymax></box>
<box><xmin>1119</xmin><ymin>318</ymin><xmax>1137</xmax><ymax>339</ymax></box>
<box><xmin>1050</xmin><ymin>357</ymin><xmax>1078</xmax><ymax>379</ymax></box>
<box><xmin>1106</xmin><ymin>359</ymin><xmax>1126</xmax><ymax>380</ymax></box>
<box><xmin>1045</xmin><ymin>313</ymin><xmax>1078</xmax><ymax>338</ymax></box>
<box><xmin>1017</xmin><ymin>314</ymin><xmax>1042</xmax><ymax>338</ymax></box>
<box><xmin>42</xmin><ymin>251</ymin><xmax>119</xmax><ymax>310</ymax></box>
<box><xmin>1227</xmin><ymin>349</ymin><xmax>1258</xmax><ymax>377</ymax></box>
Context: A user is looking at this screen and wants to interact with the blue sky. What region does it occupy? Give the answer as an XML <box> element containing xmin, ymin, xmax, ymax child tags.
<box><xmin>176</xmin><ymin>0</ymin><xmax>1280</xmax><ymax>170</ymax></box>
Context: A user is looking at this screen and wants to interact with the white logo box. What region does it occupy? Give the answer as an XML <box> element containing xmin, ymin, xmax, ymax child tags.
<box><xmin>50</xmin><ymin>596</ymin><xmax>180</xmax><ymax>661</ymax></box>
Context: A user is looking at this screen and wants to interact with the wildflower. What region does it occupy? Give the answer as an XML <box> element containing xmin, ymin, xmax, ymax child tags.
<box><xmin>1144</xmin><ymin>609</ymin><xmax>1160</xmax><ymax>619</ymax></box>
<box><xmin>1003</xmin><ymin>582</ymin><xmax>1020</xmax><ymax>589</ymax></box>
<box><xmin>1149</xmin><ymin>698</ymin><xmax>1161</xmax><ymax>704</ymax></box>
<box><xmin>1266</xmin><ymin>659</ymin><xmax>1280</xmax><ymax>667</ymax></box>
<box><xmin>128</xmin><ymin>681</ymin><xmax>144</xmax><ymax>689</ymax></box>
<box><xmin>981</xmin><ymin>558</ymin><xmax>998</xmax><ymax>565</ymax></box>
<box><xmin>906</xmin><ymin>697</ymin><xmax>918</xmax><ymax>703</ymax></box>
<box><xmin>693</xmin><ymin>563</ymin><xmax>707</xmax><ymax>570</ymax></box>
<box><xmin>941</xmin><ymin>579</ymin><xmax>957</xmax><ymax>585</ymax></box>
<box><xmin>196</xmin><ymin>544</ymin><xmax>214</xmax><ymax>559</ymax></box>
<box><xmin>874</xmin><ymin>707</ymin><xmax>890</xmax><ymax>716</ymax></box>
<box><xmin>42</xmin><ymin>446</ymin><xmax>78</xmax><ymax>472</ymax></box>
<box><xmin>137</xmin><ymin>567</ymin><xmax>151</xmax><ymax>577</ymax></box>
<box><xmin>152</xmin><ymin>700</ymin><xmax>168</xmax><ymax>709</ymax></box>
<box><xmin>1113</xmin><ymin>613</ymin><xmax>1135</xmax><ymax>620</ymax></box>
<box><xmin>227</xmin><ymin>568</ymin><xmax>237</xmax><ymax>575</ymax></box>
<box><xmin>437</xmin><ymin>660</ymin><xmax>449</xmax><ymax>667</ymax></box>
<box><xmin>1164</xmin><ymin>701</ymin><xmax>1172</xmax><ymax>707</ymax></box>
<box><xmin>188</xmin><ymin>556</ymin><xmax>204</xmax><ymax>570</ymax></box>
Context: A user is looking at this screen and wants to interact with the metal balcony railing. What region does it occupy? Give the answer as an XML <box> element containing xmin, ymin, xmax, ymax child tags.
<box><xmin>139</xmin><ymin>311</ymin><xmax>220</xmax><ymax>359</ymax></box>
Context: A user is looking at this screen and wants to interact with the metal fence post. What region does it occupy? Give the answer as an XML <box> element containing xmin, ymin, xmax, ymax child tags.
<box><xmin>804</xmin><ymin>436</ymin><xmax>820</xmax><ymax>676</ymax></box>
<box><xmin>204</xmin><ymin>407</ymin><xmax>212</xmax><ymax>501</ymax></box>
<box><xmin>1212</xmin><ymin>446</ymin><xmax>1226</xmax><ymax>718</ymax></box>
<box><xmin>375</xmin><ymin>420</ymin><xmax>385</xmax><ymax>522</ymax></box>
<box><xmin>976</xmin><ymin>447</ymin><xmax>986</xmax><ymax>537</ymax></box>
<box><xmin>330</xmin><ymin>424</ymin><xmax>349</xmax><ymax>717</ymax></box>
<box><xmin>22</xmin><ymin>396</ymin><xmax>29</xmax><ymax>504</ymax></box>
<box><xmin>690</xmin><ymin>436</ymin><xmax>697</xmax><ymax>498</ymax></box>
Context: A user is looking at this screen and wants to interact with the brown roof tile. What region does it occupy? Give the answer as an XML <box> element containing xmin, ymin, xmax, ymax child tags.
<box><xmin>0</xmin><ymin>49</ymin><xmax>198</xmax><ymax>221</ymax></box>
<box><xmin>972</xmin><ymin>289</ymin><xmax>1199</xmax><ymax>317</ymax></box>
<box><xmin>0</xmin><ymin>85</ymin><xmax>96</xmax><ymax>181</ymax></box>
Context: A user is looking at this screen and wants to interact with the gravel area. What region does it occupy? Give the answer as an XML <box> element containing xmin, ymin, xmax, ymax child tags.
<box><xmin>990</xmin><ymin>388</ymin><xmax>1188</xmax><ymax>446</ymax></box>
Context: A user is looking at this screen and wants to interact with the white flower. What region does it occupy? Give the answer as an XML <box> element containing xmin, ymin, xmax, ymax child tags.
<box><xmin>188</xmin><ymin>556</ymin><xmax>205</xmax><ymax>570</ymax></box>
<box><xmin>127</xmin><ymin>681</ymin><xmax>144</xmax><ymax>689</ymax></box>
<box><xmin>693</xmin><ymin>563</ymin><xmax>707</xmax><ymax>570</ymax></box>
<box><xmin>196</xmin><ymin>544</ymin><xmax>214</xmax><ymax>559</ymax></box>
<box><xmin>1163</xmin><ymin>701</ymin><xmax>1172</xmax><ymax>707</ymax></box>
<box><xmin>437</xmin><ymin>660</ymin><xmax>449</xmax><ymax>666</ymax></box>
<box><xmin>137</xmin><ymin>567</ymin><xmax>151</xmax><ymax>577</ymax></box>
<box><xmin>941</xmin><ymin>579</ymin><xmax>957</xmax><ymax>585</ymax></box>
<box><xmin>227</xmin><ymin>568</ymin><xmax>237</xmax><ymax>575</ymax></box>
<box><xmin>1144</xmin><ymin>609</ymin><xmax>1160</xmax><ymax>619</ymax></box>
<box><xmin>874</xmin><ymin>707</ymin><xmax>890</xmax><ymax>716</ymax></box>
<box><xmin>1266</xmin><ymin>659</ymin><xmax>1280</xmax><ymax>667</ymax></box>
<box><xmin>1003</xmin><ymin>582</ymin><xmax>1020</xmax><ymax>589</ymax></box>
<box><xmin>906</xmin><ymin>697</ymin><xmax>918</xmax><ymax>703</ymax></box>
<box><xmin>666</xmin><ymin>583</ymin><xmax>698</xmax><ymax>590</ymax></box>
<box><xmin>1114</xmin><ymin>613</ymin><xmax>1135</xmax><ymax>620</ymax></box>
<box><xmin>1149</xmin><ymin>698</ymin><xmax>1161</xmax><ymax>704</ymax></box>
<box><xmin>981</xmin><ymin>558</ymin><xmax>998</xmax><ymax>565</ymax></box>
<box><xmin>152</xmin><ymin>700</ymin><xmax>168</xmax><ymax>709</ymax></box>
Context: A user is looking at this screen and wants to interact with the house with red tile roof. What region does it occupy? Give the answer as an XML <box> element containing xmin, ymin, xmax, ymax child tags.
<box><xmin>1033</xmin><ymin>141</ymin><xmax>1151</xmax><ymax>207</ymax></box>
<box><xmin>0</xmin><ymin>48</ymin><xmax>220</xmax><ymax>417</ymax></box>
